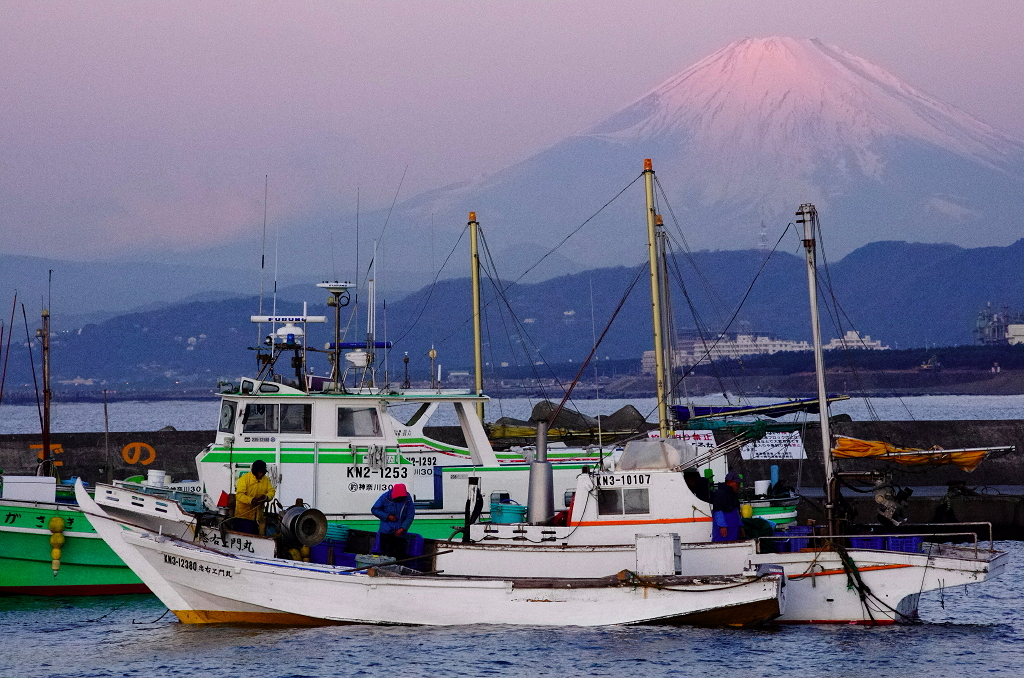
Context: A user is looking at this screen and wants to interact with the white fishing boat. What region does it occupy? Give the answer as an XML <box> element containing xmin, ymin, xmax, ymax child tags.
<box><xmin>75</xmin><ymin>481</ymin><xmax>785</xmax><ymax>627</ymax></box>
<box><xmin>433</xmin><ymin>436</ymin><xmax>1007</xmax><ymax>623</ymax></box>
<box><xmin>433</xmin><ymin>163</ymin><xmax>1010</xmax><ymax>624</ymax></box>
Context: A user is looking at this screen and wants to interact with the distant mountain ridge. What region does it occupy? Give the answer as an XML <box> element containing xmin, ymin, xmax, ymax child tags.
<box><xmin>323</xmin><ymin>36</ymin><xmax>1024</xmax><ymax>283</ymax></box>
<box><xmin>5</xmin><ymin>238</ymin><xmax>1021</xmax><ymax>389</ymax></box>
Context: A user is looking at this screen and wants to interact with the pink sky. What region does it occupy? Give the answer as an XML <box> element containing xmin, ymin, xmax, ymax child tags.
<box><xmin>1</xmin><ymin>1</ymin><xmax>1021</xmax><ymax>260</ymax></box>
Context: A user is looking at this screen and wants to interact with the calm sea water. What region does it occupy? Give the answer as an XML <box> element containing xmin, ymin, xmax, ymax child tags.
<box><xmin>2</xmin><ymin>397</ymin><xmax>1023</xmax><ymax>676</ymax></box>
<box><xmin>1</xmin><ymin>541</ymin><xmax>1022</xmax><ymax>678</ymax></box>
<box><xmin>1</xmin><ymin>394</ymin><xmax>1022</xmax><ymax>435</ymax></box>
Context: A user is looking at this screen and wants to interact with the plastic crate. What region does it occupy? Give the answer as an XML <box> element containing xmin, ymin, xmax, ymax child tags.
<box><xmin>309</xmin><ymin>539</ymin><xmax>351</xmax><ymax>566</ymax></box>
<box><xmin>849</xmin><ymin>536</ymin><xmax>885</xmax><ymax>550</ymax></box>
<box><xmin>778</xmin><ymin>525</ymin><xmax>812</xmax><ymax>551</ymax></box>
<box><xmin>772</xmin><ymin>531</ymin><xmax>792</xmax><ymax>552</ymax></box>
<box><xmin>490</xmin><ymin>502</ymin><xmax>527</xmax><ymax>524</ymax></box>
<box><xmin>887</xmin><ymin>536</ymin><xmax>923</xmax><ymax>553</ymax></box>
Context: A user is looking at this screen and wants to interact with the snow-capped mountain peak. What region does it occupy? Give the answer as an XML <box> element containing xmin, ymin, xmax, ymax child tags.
<box><xmin>585</xmin><ymin>37</ymin><xmax>1022</xmax><ymax>172</ymax></box>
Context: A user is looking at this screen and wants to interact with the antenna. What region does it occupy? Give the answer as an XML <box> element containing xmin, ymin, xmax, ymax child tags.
<box><xmin>258</xmin><ymin>175</ymin><xmax>268</xmax><ymax>347</ymax></box>
<box><xmin>354</xmin><ymin>186</ymin><xmax>360</xmax><ymax>340</ymax></box>
<box><xmin>271</xmin><ymin>202</ymin><xmax>281</xmax><ymax>353</ymax></box>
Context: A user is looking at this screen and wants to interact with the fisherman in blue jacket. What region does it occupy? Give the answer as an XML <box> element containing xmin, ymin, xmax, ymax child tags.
<box><xmin>372</xmin><ymin>483</ymin><xmax>415</xmax><ymax>535</ymax></box>
<box><xmin>371</xmin><ymin>484</ymin><xmax>415</xmax><ymax>557</ymax></box>
<box><xmin>711</xmin><ymin>472</ymin><xmax>744</xmax><ymax>542</ymax></box>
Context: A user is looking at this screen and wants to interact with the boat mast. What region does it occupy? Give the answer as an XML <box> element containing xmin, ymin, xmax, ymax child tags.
<box><xmin>644</xmin><ymin>159</ymin><xmax>671</xmax><ymax>438</ymax></box>
<box><xmin>469</xmin><ymin>212</ymin><xmax>484</xmax><ymax>421</ymax></box>
<box><xmin>365</xmin><ymin>241</ymin><xmax>377</xmax><ymax>390</ymax></box>
<box><xmin>797</xmin><ymin>203</ymin><xmax>838</xmax><ymax>535</ymax></box>
<box><xmin>37</xmin><ymin>308</ymin><xmax>52</xmax><ymax>477</ymax></box>
<box><xmin>657</xmin><ymin>215</ymin><xmax>676</xmax><ymax>411</ymax></box>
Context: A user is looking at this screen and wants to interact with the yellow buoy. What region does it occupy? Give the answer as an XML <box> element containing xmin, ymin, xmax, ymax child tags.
<box><xmin>740</xmin><ymin>504</ymin><xmax>754</xmax><ymax>519</ymax></box>
<box><xmin>49</xmin><ymin>515</ymin><xmax>66</xmax><ymax>577</ymax></box>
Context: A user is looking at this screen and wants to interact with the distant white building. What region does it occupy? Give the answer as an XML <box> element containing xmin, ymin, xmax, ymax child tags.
<box><xmin>641</xmin><ymin>330</ymin><xmax>887</xmax><ymax>374</ymax></box>
<box><xmin>641</xmin><ymin>333</ymin><xmax>811</xmax><ymax>374</ymax></box>
<box><xmin>1008</xmin><ymin>324</ymin><xmax>1024</xmax><ymax>346</ymax></box>
<box><xmin>823</xmin><ymin>330</ymin><xmax>889</xmax><ymax>351</ymax></box>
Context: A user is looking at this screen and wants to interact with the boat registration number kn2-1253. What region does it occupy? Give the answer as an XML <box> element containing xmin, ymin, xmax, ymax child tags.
<box><xmin>346</xmin><ymin>466</ymin><xmax>410</xmax><ymax>479</ymax></box>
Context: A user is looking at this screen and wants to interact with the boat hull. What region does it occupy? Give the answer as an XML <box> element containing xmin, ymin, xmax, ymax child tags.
<box><xmin>0</xmin><ymin>499</ymin><xmax>147</xmax><ymax>596</ymax></box>
<box><xmin>80</xmin><ymin>480</ymin><xmax>783</xmax><ymax>627</ymax></box>
<box><xmin>124</xmin><ymin>531</ymin><xmax>784</xmax><ymax>627</ymax></box>
<box><xmin>753</xmin><ymin>545</ymin><xmax>1008</xmax><ymax>624</ymax></box>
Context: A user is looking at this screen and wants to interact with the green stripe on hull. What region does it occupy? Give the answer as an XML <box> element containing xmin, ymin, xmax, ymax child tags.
<box><xmin>328</xmin><ymin>518</ymin><xmax>466</xmax><ymax>540</ymax></box>
<box><xmin>0</xmin><ymin>520</ymin><xmax>144</xmax><ymax>595</ymax></box>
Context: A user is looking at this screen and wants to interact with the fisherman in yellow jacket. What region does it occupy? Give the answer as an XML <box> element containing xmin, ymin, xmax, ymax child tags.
<box><xmin>234</xmin><ymin>459</ymin><xmax>275</xmax><ymax>535</ymax></box>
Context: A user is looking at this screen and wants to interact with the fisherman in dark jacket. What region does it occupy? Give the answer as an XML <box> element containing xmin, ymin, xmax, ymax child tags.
<box><xmin>711</xmin><ymin>471</ymin><xmax>744</xmax><ymax>542</ymax></box>
<box><xmin>371</xmin><ymin>484</ymin><xmax>415</xmax><ymax>557</ymax></box>
<box><xmin>372</xmin><ymin>483</ymin><xmax>415</xmax><ymax>535</ymax></box>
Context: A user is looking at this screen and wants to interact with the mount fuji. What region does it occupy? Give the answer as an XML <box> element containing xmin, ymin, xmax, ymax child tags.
<box><xmin>358</xmin><ymin>37</ymin><xmax>1024</xmax><ymax>283</ymax></box>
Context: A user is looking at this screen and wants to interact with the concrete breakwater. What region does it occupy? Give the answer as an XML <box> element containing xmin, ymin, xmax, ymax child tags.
<box><xmin>2</xmin><ymin>420</ymin><xmax>1022</xmax><ymax>536</ymax></box>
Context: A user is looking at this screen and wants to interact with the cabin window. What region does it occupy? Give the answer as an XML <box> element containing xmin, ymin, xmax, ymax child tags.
<box><xmin>337</xmin><ymin>407</ymin><xmax>381</xmax><ymax>437</ymax></box>
<box><xmin>597</xmin><ymin>489</ymin><xmax>622</xmax><ymax>515</ymax></box>
<box><xmin>280</xmin><ymin>404</ymin><xmax>312</xmax><ymax>433</ymax></box>
<box><xmin>623</xmin><ymin>488</ymin><xmax>650</xmax><ymax>514</ymax></box>
<box><xmin>597</xmin><ymin>488</ymin><xmax>650</xmax><ymax>516</ymax></box>
<box><xmin>219</xmin><ymin>400</ymin><xmax>237</xmax><ymax>433</ymax></box>
<box><xmin>242</xmin><ymin>404</ymin><xmax>278</xmax><ymax>432</ymax></box>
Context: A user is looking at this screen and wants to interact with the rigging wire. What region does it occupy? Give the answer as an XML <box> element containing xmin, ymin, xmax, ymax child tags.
<box><xmin>634</xmin><ymin>223</ymin><xmax>795</xmax><ymax>429</ymax></box>
<box><xmin>389</xmin><ymin>225</ymin><xmax>469</xmax><ymax>347</ymax></box>
<box><xmin>547</xmin><ymin>264</ymin><xmax>646</xmax><ymax>426</ymax></box>
<box><xmin>510</xmin><ymin>173</ymin><xmax>644</xmax><ymax>289</ymax></box>
<box><xmin>22</xmin><ymin>304</ymin><xmax>42</xmax><ymax>431</ymax></box>
<box><xmin>477</xmin><ymin>229</ymin><xmax>560</xmax><ymax>405</ymax></box>
<box><xmin>0</xmin><ymin>291</ymin><xmax>17</xmax><ymax>408</ymax></box>
<box><xmin>390</xmin><ymin>171</ymin><xmax>646</xmax><ymax>408</ymax></box>
<box><xmin>811</xmin><ymin>217</ymin><xmax>913</xmax><ymax>422</ymax></box>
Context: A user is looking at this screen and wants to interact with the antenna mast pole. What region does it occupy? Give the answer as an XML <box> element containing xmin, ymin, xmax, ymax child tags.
<box><xmin>37</xmin><ymin>308</ymin><xmax>52</xmax><ymax>477</ymax></box>
<box><xmin>469</xmin><ymin>212</ymin><xmax>484</xmax><ymax>422</ymax></box>
<box><xmin>797</xmin><ymin>203</ymin><xmax>838</xmax><ymax>535</ymax></box>
<box><xmin>644</xmin><ymin>159</ymin><xmax>671</xmax><ymax>438</ymax></box>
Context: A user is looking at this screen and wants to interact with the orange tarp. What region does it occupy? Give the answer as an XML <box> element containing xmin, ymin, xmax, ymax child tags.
<box><xmin>832</xmin><ymin>436</ymin><xmax>990</xmax><ymax>472</ymax></box>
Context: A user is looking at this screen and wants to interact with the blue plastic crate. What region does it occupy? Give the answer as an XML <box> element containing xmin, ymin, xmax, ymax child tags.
<box><xmin>789</xmin><ymin>537</ymin><xmax>809</xmax><ymax>551</ymax></box>
<box><xmin>772</xmin><ymin>531</ymin><xmax>792</xmax><ymax>552</ymax></box>
<box><xmin>887</xmin><ymin>536</ymin><xmax>923</xmax><ymax>553</ymax></box>
<box><xmin>850</xmin><ymin>536</ymin><xmax>885</xmax><ymax>550</ymax></box>
<box><xmin>310</xmin><ymin>540</ymin><xmax>354</xmax><ymax>565</ymax></box>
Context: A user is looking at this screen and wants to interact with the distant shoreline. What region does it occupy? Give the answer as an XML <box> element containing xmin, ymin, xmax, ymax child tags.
<box><xmin>0</xmin><ymin>368</ymin><xmax>1021</xmax><ymax>405</ymax></box>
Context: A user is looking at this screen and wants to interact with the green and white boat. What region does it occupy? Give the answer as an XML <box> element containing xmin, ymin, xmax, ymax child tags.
<box><xmin>0</xmin><ymin>478</ymin><xmax>146</xmax><ymax>595</ymax></box>
<box><xmin>0</xmin><ymin>305</ymin><xmax>147</xmax><ymax>596</ymax></box>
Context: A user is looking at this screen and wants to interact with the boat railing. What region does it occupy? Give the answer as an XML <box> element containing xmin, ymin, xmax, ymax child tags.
<box><xmin>756</xmin><ymin>525</ymin><xmax>994</xmax><ymax>559</ymax></box>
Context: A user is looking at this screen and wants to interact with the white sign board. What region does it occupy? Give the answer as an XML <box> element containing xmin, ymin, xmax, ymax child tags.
<box><xmin>740</xmin><ymin>431</ymin><xmax>807</xmax><ymax>460</ymax></box>
<box><xmin>646</xmin><ymin>430</ymin><xmax>716</xmax><ymax>447</ymax></box>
